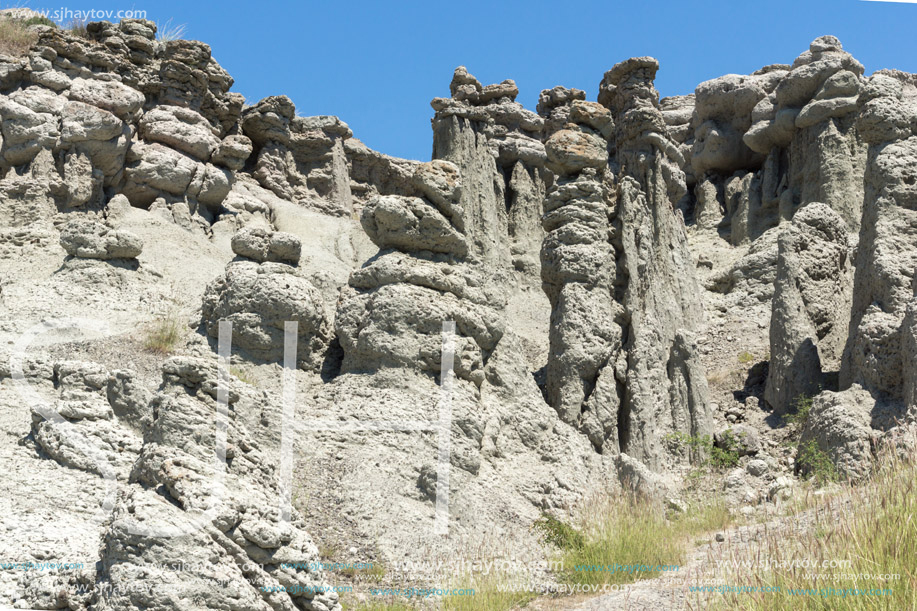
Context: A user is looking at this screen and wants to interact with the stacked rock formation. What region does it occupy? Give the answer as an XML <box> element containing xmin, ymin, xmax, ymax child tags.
<box><xmin>677</xmin><ymin>37</ymin><xmax>866</xmax><ymax>248</ymax></box>
<box><xmin>202</xmin><ymin>227</ymin><xmax>332</xmax><ymax>371</ymax></box>
<box><xmin>539</xmin><ymin>57</ymin><xmax>713</xmax><ymax>469</ymax></box>
<box><xmin>839</xmin><ymin>71</ymin><xmax>917</xmax><ymax>412</ymax></box>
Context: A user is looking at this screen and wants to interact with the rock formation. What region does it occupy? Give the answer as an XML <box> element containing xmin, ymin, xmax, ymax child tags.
<box><xmin>765</xmin><ymin>202</ymin><xmax>852</xmax><ymax>414</ymax></box>
<box><xmin>538</xmin><ymin>57</ymin><xmax>713</xmax><ymax>470</ymax></box>
<box><xmin>4</xmin><ymin>15</ymin><xmax>917</xmax><ymax>607</ymax></box>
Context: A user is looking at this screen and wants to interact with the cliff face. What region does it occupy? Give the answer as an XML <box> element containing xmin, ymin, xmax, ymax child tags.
<box><xmin>2</xmin><ymin>19</ymin><xmax>917</xmax><ymax>609</ymax></box>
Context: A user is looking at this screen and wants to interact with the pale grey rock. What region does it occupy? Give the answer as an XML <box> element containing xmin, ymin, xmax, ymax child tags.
<box><xmin>243</xmin><ymin>97</ymin><xmax>353</xmax><ymax>216</ymax></box>
<box><xmin>746</xmin><ymin>458</ymin><xmax>768</xmax><ymax>476</ymax></box>
<box><xmin>361</xmin><ymin>194</ymin><xmax>467</xmax><ymax>256</ymax></box>
<box><xmin>614</xmin><ymin>453</ymin><xmax>674</xmax><ymax>499</ymax></box>
<box><xmin>68</xmin><ymin>77</ymin><xmax>144</xmax><ymax>121</ymax></box>
<box><xmin>840</xmin><ymin>71</ymin><xmax>917</xmax><ymax>412</ymax></box>
<box><xmin>60</xmin><ymin>100</ymin><xmax>123</xmax><ymax>142</ymax></box>
<box><xmin>717</xmin><ymin>424</ymin><xmax>760</xmax><ymax>456</ymax></box>
<box><xmin>30</xmin><ymin>361</ymin><xmax>141</xmax><ymax>481</ymax></box>
<box><xmin>799</xmin><ymin>386</ymin><xmax>876</xmax><ymax>481</ymax></box>
<box><xmin>59</xmin><ymin>219</ymin><xmax>143</xmax><ymax>260</ymax></box>
<box><xmin>0</xmin><ymin>97</ymin><xmax>58</xmax><ymax>166</ymax></box>
<box><xmin>212</xmin><ymin>134</ymin><xmax>253</xmax><ymax>170</ymax></box>
<box><xmin>766</xmin><ymin>203</ymin><xmax>852</xmax><ymax>414</ymax></box>
<box><xmin>230</xmin><ymin>226</ymin><xmax>301</xmax><ymax>265</ymax></box>
<box><xmin>122</xmin><ymin>141</ymin><xmax>200</xmax><ymax>205</ymax></box>
<box><xmin>201</xmin><ymin>261</ymin><xmax>332</xmax><ymax>370</ymax></box>
<box><xmin>139</xmin><ymin>105</ymin><xmax>221</xmax><ymax>160</ymax></box>
<box><xmin>692</xmin><ymin>71</ymin><xmax>783</xmax><ymax>175</ymax></box>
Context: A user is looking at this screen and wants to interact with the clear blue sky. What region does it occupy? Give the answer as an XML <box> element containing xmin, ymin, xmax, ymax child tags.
<box><xmin>23</xmin><ymin>0</ymin><xmax>917</xmax><ymax>160</ymax></box>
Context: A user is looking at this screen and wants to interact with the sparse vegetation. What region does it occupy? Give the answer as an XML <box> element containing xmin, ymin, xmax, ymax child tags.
<box><xmin>156</xmin><ymin>18</ymin><xmax>186</xmax><ymax>42</ymax></box>
<box><xmin>737</xmin><ymin>350</ymin><xmax>755</xmax><ymax>364</ymax></box>
<box><xmin>142</xmin><ymin>312</ymin><xmax>183</xmax><ymax>354</ymax></box>
<box><xmin>796</xmin><ymin>439</ymin><xmax>838</xmax><ymax>485</ymax></box>
<box><xmin>540</xmin><ymin>492</ymin><xmax>731</xmax><ymax>590</ymax></box>
<box><xmin>0</xmin><ymin>14</ymin><xmax>45</xmax><ymax>56</ymax></box>
<box><xmin>533</xmin><ymin>513</ymin><xmax>585</xmax><ymax>550</ymax></box>
<box><xmin>65</xmin><ymin>18</ymin><xmax>87</xmax><ymax>38</ymax></box>
<box><xmin>784</xmin><ymin>393</ymin><xmax>814</xmax><ymax>431</ymax></box>
<box><xmin>443</xmin><ymin>571</ymin><xmax>535</xmax><ymax>611</ymax></box>
<box><xmin>708</xmin><ymin>439</ymin><xmax>917</xmax><ymax>610</ymax></box>
<box><xmin>666</xmin><ymin>431</ymin><xmax>740</xmax><ymax>470</ymax></box>
<box><xmin>229</xmin><ymin>365</ymin><xmax>256</xmax><ymax>386</ymax></box>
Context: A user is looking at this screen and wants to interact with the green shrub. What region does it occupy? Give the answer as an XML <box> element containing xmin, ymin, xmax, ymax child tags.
<box><xmin>532</xmin><ymin>514</ymin><xmax>585</xmax><ymax>550</ymax></box>
<box><xmin>796</xmin><ymin>439</ymin><xmax>838</xmax><ymax>485</ymax></box>
<box><xmin>666</xmin><ymin>431</ymin><xmax>739</xmax><ymax>470</ymax></box>
<box><xmin>737</xmin><ymin>351</ymin><xmax>755</xmax><ymax>364</ymax></box>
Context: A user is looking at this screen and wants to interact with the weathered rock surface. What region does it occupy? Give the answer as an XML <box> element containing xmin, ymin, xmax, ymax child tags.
<box><xmin>202</xmin><ymin>253</ymin><xmax>332</xmax><ymax>370</ymax></box>
<box><xmin>6</xmin><ymin>16</ymin><xmax>917</xmax><ymax>610</ymax></box>
<box><xmin>59</xmin><ymin>218</ymin><xmax>143</xmax><ymax>260</ymax></box>
<box><xmin>766</xmin><ymin>203</ymin><xmax>852</xmax><ymax>414</ymax></box>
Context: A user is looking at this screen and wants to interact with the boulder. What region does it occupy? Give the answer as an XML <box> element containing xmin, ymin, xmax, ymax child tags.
<box><xmin>59</xmin><ymin>219</ymin><xmax>142</xmax><ymax>260</ymax></box>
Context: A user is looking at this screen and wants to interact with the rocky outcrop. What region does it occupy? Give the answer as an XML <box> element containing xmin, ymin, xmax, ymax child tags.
<box><xmin>59</xmin><ymin>218</ymin><xmax>143</xmax><ymax>260</ymax></box>
<box><xmin>678</xmin><ymin>38</ymin><xmax>866</xmax><ymax>248</ymax></box>
<box><xmin>242</xmin><ymin>97</ymin><xmax>354</xmax><ymax>217</ymax></box>
<box><xmin>798</xmin><ymin>386</ymin><xmax>877</xmax><ymax>481</ymax></box>
<box><xmin>0</xmin><ymin>20</ymin><xmax>247</xmax><ymax>218</ymax></box>
<box><xmin>839</xmin><ymin>71</ymin><xmax>917</xmax><ymax>413</ymax></box>
<box><xmin>539</xmin><ymin>90</ymin><xmax>620</xmax><ymax>452</ymax></box>
<box><xmin>538</xmin><ymin>58</ymin><xmax>713</xmax><ymax>469</ymax></box>
<box><xmin>766</xmin><ymin>203</ymin><xmax>852</xmax><ymax>414</ymax></box>
<box><xmin>202</xmin><ymin>228</ymin><xmax>332</xmax><ymax>371</ymax></box>
<box><xmin>23</xmin><ymin>353</ymin><xmax>342</xmax><ymax>611</ymax></box>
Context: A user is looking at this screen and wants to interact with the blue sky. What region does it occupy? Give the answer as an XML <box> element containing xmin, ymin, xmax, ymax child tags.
<box><xmin>20</xmin><ymin>0</ymin><xmax>917</xmax><ymax>160</ymax></box>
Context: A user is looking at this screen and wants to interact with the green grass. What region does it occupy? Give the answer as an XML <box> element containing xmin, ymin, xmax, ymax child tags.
<box><xmin>142</xmin><ymin>313</ymin><xmax>183</xmax><ymax>354</ymax></box>
<box><xmin>443</xmin><ymin>571</ymin><xmax>535</xmax><ymax>611</ymax></box>
<box><xmin>738</xmin><ymin>351</ymin><xmax>756</xmax><ymax>365</ymax></box>
<box><xmin>707</xmin><ymin>440</ymin><xmax>917</xmax><ymax>610</ymax></box>
<box><xmin>540</xmin><ymin>492</ymin><xmax>731</xmax><ymax>589</ymax></box>
<box><xmin>343</xmin><ymin>602</ymin><xmax>416</xmax><ymax>611</ymax></box>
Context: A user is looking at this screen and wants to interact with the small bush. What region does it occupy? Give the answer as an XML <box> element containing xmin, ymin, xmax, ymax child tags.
<box><xmin>0</xmin><ymin>17</ymin><xmax>39</xmax><ymax>56</ymax></box>
<box><xmin>796</xmin><ymin>439</ymin><xmax>838</xmax><ymax>485</ymax></box>
<box><xmin>532</xmin><ymin>514</ymin><xmax>585</xmax><ymax>550</ymax></box>
<box><xmin>737</xmin><ymin>351</ymin><xmax>755</xmax><ymax>364</ymax></box>
<box><xmin>142</xmin><ymin>314</ymin><xmax>183</xmax><ymax>354</ymax></box>
<box><xmin>666</xmin><ymin>431</ymin><xmax>739</xmax><ymax>470</ymax></box>
<box><xmin>65</xmin><ymin>18</ymin><xmax>87</xmax><ymax>38</ymax></box>
<box><xmin>22</xmin><ymin>15</ymin><xmax>57</xmax><ymax>28</ymax></box>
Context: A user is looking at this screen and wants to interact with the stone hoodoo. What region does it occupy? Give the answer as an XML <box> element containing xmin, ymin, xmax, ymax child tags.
<box><xmin>839</xmin><ymin>71</ymin><xmax>917</xmax><ymax>411</ymax></box>
<box><xmin>539</xmin><ymin>57</ymin><xmax>713</xmax><ymax>469</ymax></box>
<box><xmin>683</xmin><ymin>36</ymin><xmax>866</xmax><ymax>246</ymax></box>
